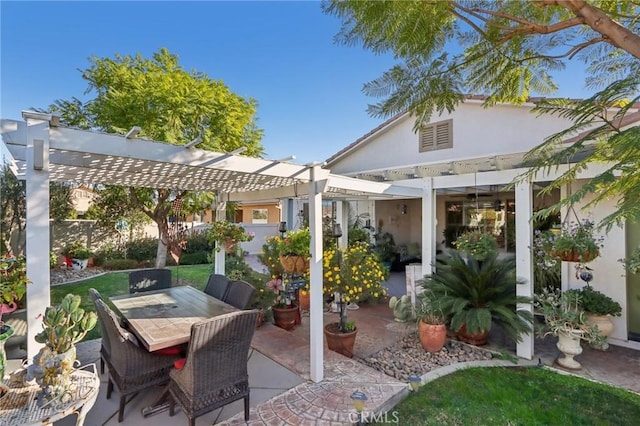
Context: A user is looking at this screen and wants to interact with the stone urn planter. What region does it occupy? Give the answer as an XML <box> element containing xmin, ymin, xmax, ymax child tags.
<box><xmin>324</xmin><ymin>323</ymin><xmax>357</xmax><ymax>358</ymax></box>
<box><xmin>418</xmin><ymin>321</ymin><xmax>447</xmax><ymax>353</ymax></box>
<box><xmin>556</xmin><ymin>330</ymin><xmax>584</xmax><ymax>370</ymax></box>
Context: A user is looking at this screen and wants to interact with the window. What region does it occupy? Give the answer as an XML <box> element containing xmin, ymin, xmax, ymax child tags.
<box><xmin>419</xmin><ymin>119</ymin><xmax>452</xmax><ymax>152</ymax></box>
<box><xmin>252</xmin><ymin>208</ymin><xmax>268</xmax><ymax>224</ymax></box>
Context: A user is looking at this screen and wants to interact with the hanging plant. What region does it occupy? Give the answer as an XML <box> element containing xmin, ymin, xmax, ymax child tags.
<box><xmin>548</xmin><ymin>220</ymin><xmax>603</xmax><ymax>263</ymax></box>
<box><xmin>453</xmin><ymin>229</ymin><xmax>498</xmax><ymax>260</ymax></box>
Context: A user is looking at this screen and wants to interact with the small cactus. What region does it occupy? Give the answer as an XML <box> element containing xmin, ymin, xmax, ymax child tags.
<box><xmin>388</xmin><ymin>294</ymin><xmax>416</xmax><ymax>322</ymax></box>
<box><xmin>35</xmin><ymin>294</ymin><xmax>97</xmax><ymax>354</ymax></box>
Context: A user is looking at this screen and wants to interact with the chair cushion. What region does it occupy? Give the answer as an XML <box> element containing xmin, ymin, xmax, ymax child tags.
<box><xmin>174</xmin><ymin>358</ymin><xmax>186</xmax><ymax>370</ymax></box>
<box><xmin>156</xmin><ymin>346</ymin><xmax>181</xmax><ymax>356</ymax></box>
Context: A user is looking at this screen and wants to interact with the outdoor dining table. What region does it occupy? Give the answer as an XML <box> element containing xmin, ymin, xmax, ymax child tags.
<box><xmin>110</xmin><ymin>285</ymin><xmax>238</xmax><ymax>417</ymax></box>
<box><xmin>110</xmin><ymin>284</ymin><xmax>237</xmax><ymax>352</ymax></box>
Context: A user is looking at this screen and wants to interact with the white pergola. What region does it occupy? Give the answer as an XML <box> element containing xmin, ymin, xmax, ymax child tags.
<box><xmin>2</xmin><ymin>112</ymin><xmax>614</xmax><ymax>382</ymax></box>
<box><xmin>1</xmin><ymin>112</ymin><xmax>421</xmax><ymax>383</ymax></box>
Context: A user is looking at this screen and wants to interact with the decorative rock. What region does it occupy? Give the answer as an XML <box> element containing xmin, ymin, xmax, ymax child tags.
<box><xmin>359</xmin><ymin>332</ymin><xmax>493</xmax><ymax>381</ymax></box>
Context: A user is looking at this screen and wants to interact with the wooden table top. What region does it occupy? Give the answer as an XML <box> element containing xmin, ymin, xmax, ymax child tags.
<box><xmin>110</xmin><ymin>285</ymin><xmax>237</xmax><ymax>352</ymax></box>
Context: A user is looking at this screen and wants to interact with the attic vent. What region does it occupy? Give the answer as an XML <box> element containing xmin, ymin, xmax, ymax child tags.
<box><xmin>419</xmin><ymin>119</ymin><xmax>453</xmax><ymax>152</ymax></box>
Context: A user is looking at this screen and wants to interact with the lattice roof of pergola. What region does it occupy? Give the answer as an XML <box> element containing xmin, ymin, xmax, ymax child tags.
<box><xmin>1</xmin><ymin>115</ymin><xmax>421</xmax><ymax>200</ymax></box>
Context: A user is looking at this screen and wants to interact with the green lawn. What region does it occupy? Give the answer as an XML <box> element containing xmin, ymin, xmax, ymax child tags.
<box><xmin>50</xmin><ymin>265</ymin><xmax>213</xmax><ymax>341</ymax></box>
<box><xmin>384</xmin><ymin>367</ymin><xmax>640</xmax><ymax>425</ymax></box>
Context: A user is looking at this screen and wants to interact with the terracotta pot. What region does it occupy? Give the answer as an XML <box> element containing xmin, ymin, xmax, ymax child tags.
<box><xmin>324</xmin><ymin>323</ymin><xmax>357</xmax><ymax>358</ymax></box>
<box><xmin>586</xmin><ymin>314</ymin><xmax>614</xmax><ymax>350</ymax></box>
<box><xmin>418</xmin><ymin>321</ymin><xmax>447</xmax><ymax>353</ymax></box>
<box><xmin>456</xmin><ymin>323</ymin><xmax>489</xmax><ymax>346</ymax></box>
<box><xmin>272</xmin><ymin>304</ymin><xmax>299</xmax><ymax>331</ymax></box>
<box><xmin>279</xmin><ymin>255</ymin><xmax>309</xmax><ymax>274</ymax></box>
<box><xmin>298</xmin><ymin>291</ymin><xmax>310</xmax><ymax>312</ymax></box>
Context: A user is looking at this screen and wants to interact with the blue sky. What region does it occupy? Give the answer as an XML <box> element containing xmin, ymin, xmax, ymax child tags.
<box><xmin>1</xmin><ymin>1</ymin><xmax>590</xmax><ymax>164</ymax></box>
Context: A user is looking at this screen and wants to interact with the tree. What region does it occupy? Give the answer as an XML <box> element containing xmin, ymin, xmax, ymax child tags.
<box><xmin>324</xmin><ymin>0</ymin><xmax>640</xmax><ymax>226</ymax></box>
<box><xmin>47</xmin><ymin>49</ymin><xmax>264</xmax><ymax>266</ymax></box>
<box><xmin>1</xmin><ymin>163</ymin><xmax>75</xmax><ymax>255</ymax></box>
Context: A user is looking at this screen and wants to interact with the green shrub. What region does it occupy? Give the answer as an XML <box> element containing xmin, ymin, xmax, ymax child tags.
<box><xmin>179</xmin><ymin>251</ymin><xmax>210</xmax><ymax>265</ymax></box>
<box><xmin>93</xmin><ymin>243</ymin><xmax>126</xmax><ymax>267</ymax></box>
<box><xmin>125</xmin><ymin>237</ymin><xmax>158</xmax><ymax>262</ymax></box>
<box><xmin>50</xmin><ymin>251</ymin><xmax>58</xmax><ymax>269</ymax></box>
<box><xmin>183</xmin><ymin>230</ymin><xmax>213</xmax><ymax>254</ymax></box>
<box><xmin>103</xmin><ymin>258</ymin><xmax>138</xmax><ymax>270</ymax></box>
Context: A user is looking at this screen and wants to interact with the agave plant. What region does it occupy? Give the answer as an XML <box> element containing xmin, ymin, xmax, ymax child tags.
<box><xmin>420</xmin><ymin>251</ymin><xmax>533</xmax><ymax>344</ymax></box>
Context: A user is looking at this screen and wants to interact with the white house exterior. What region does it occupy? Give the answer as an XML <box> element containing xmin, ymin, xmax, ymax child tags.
<box><xmin>324</xmin><ymin>98</ymin><xmax>640</xmax><ymax>353</ymax></box>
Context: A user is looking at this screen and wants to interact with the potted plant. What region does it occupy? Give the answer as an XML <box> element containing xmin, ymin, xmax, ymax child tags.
<box><xmin>267</xmin><ymin>277</ymin><xmax>299</xmax><ymax>330</ymax></box>
<box><xmin>535</xmin><ymin>287</ymin><xmax>604</xmax><ymax>369</ymax></box>
<box><xmin>322</xmin><ymin>242</ymin><xmax>387</xmax><ymax>358</ymax></box>
<box><xmin>0</xmin><ymin>255</ymin><xmax>29</xmax><ymax>382</ymax></box>
<box><xmin>548</xmin><ymin>220</ymin><xmax>603</xmax><ymax>263</ymax></box>
<box><xmin>27</xmin><ymin>294</ymin><xmax>97</xmax><ymax>402</ymax></box>
<box><xmin>278</xmin><ymin>228</ymin><xmax>311</xmax><ymax>273</ymax></box>
<box><xmin>61</xmin><ymin>241</ymin><xmax>94</xmax><ymax>270</ymax></box>
<box><xmin>421</xmin><ymin>251</ymin><xmax>533</xmax><ymax>346</ymax></box>
<box><xmin>566</xmin><ymin>285</ymin><xmax>622</xmax><ymax>350</ymax></box>
<box><xmin>206</xmin><ymin>220</ymin><xmax>254</xmax><ymax>253</ymax></box>
<box><xmin>453</xmin><ymin>229</ymin><xmax>498</xmax><ymax>261</ymax></box>
<box><xmin>415</xmin><ymin>290</ymin><xmax>448</xmax><ymax>353</ymax></box>
<box><xmin>373</xmin><ymin>230</ymin><xmax>396</xmax><ymax>271</ymax></box>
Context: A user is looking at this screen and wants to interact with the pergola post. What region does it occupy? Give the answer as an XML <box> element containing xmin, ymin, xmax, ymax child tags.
<box><xmin>214</xmin><ymin>196</ymin><xmax>227</xmax><ymax>276</ymax></box>
<box><xmin>308</xmin><ymin>165</ymin><xmax>325</xmax><ymax>382</ymax></box>
<box><xmin>515</xmin><ymin>180</ymin><xmax>534</xmax><ymax>359</ymax></box>
<box><xmin>23</xmin><ymin>113</ymin><xmax>51</xmax><ymax>359</ymax></box>
<box><xmin>420</xmin><ymin>177</ymin><xmax>436</xmax><ymax>285</ymax></box>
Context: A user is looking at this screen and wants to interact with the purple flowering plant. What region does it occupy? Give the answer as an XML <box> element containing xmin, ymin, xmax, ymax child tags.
<box><xmin>532</xmin><ymin>220</ymin><xmax>604</xmax><ymax>268</ymax></box>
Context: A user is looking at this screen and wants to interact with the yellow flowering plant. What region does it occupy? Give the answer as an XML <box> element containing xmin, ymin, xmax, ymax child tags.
<box><xmin>323</xmin><ymin>242</ymin><xmax>388</xmax><ymax>332</ymax></box>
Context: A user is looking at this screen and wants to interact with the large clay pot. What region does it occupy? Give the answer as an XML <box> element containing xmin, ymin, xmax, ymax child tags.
<box><xmin>456</xmin><ymin>323</ymin><xmax>488</xmax><ymax>346</ymax></box>
<box><xmin>419</xmin><ymin>321</ymin><xmax>447</xmax><ymax>353</ymax></box>
<box><xmin>556</xmin><ymin>330</ymin><xmax>584</xmax><ymax>370</ymax></box>
<box><xmin>324</xmin><ymin>323</ymin><xmax>357</xmax><ymax>358</ymax></box>
<box><xmin>586</xmin><ymin>314</ymin><xmax>614</xmax><ymax>350</ymax></box>
<box><xmin>298</xmin><ymin>290</ymin><xmax>310</xmax><ymax>312</ymax></box>
<box><xmin>279</xmin><ymin>255</ymin><xmax>309</xmax><ymax>274</ymax></box>
<box><xmin>272</xmin><ymin>304</ymin><xmax>299</xmax><ymax>331</ymax></box>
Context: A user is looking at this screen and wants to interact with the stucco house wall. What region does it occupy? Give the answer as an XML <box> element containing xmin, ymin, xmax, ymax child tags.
<box><xmin>329</xmin><ymin>101</ymin><xmax>575</xmax><ymax>175</ymax></box>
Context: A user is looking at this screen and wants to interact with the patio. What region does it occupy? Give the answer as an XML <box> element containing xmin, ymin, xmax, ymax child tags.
<box><xmin>46</xmin><ymin>291</ymin><xmax>640</xmax><ymax>425</ymax></box>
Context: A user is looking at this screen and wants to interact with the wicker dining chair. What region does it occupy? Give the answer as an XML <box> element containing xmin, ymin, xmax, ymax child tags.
<box><xmin>88</xmin><ymin>288</ymin><xmax>109</xmax><ymax>374</ymax></box>
<box><xmin>168</xmin><ymin>309</ymin><xmax>259</xmax><ymax>426</ymax></box>
<box><xmin>93</xmin><ymin>299</ymin><xmax>180</xmax><ymax>422</ymax></box>
<box><xmin>128</xmin><ymin>268</ymin><xmax>172</xmax><ymax>294</ymax></box>
<box><xmin>203</xmin><ymin>273</ymin><xmax>231</xmax><ymax>300</ymax></box>
<box><xmin>223</xmin><ymin>280</ymin><xmax>255</xmax><ymax>310</ymax></box>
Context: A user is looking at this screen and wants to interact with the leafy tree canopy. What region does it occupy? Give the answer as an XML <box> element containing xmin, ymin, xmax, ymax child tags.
<box><xmin>46</xmin><ymin>48</ymin><xmax>265</xmax><ymax>266</ymax></box>
<box><xmin>324</xmin><ymin>0</ymin><xmax>640</xmax><ymax>126</ymax></box>
<box><xmin>324</xmin><ymin>1</ymin><xmax>640</xmax><ymax>227</ymax></box>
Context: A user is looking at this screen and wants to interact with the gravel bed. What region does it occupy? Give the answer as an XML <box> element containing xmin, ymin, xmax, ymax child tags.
<box><xmin>50</xmin><ymin>267</ymin><xmax>107</xmax><ymax>286</ymax></box>
<box><xmin>359</xmin><ymin>332</ymin><xmax>494</xmax><ymax>381</ymax></box>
